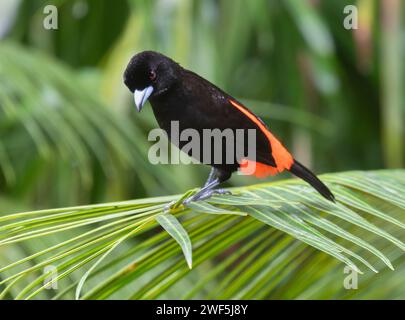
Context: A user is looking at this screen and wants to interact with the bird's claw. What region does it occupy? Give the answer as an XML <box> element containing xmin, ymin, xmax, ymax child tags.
<box><xmin>212</xmin><ymin>189</ymin><xmax>232</xmax><ymax>196</ymax></box>
<box><xmin>183</xmin><ymin>189</ymin><xmax>232</xmax><ymax>205</ymax></box>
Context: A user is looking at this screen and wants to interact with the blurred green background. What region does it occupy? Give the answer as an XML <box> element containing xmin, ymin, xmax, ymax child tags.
<box><xmin>0</xmin><ymin>0</ymin><xmax>403</xmax><ymax>210</ymax></box>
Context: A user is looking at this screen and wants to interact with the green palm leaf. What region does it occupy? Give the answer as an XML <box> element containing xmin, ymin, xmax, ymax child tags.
<box><xmin>0</xmin><ymin>169</ymin><xmax>404</xmax><ymax>299</ymax></box>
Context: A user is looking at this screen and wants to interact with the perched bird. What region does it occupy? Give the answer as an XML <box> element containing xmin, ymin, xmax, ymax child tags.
<box><xmin>123</xmin><ymin>51</ymin><xmax>334</xmax><ymax>203</ymax></box>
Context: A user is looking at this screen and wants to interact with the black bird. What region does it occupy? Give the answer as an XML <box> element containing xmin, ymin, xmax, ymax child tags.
<box><xmin>123</xmin><ymin>51</ymin><xmax>334</xmax><ymax>203</ymax></box>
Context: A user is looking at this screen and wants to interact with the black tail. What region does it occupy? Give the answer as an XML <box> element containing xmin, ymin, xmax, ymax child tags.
<box><xmin>289</xmin><ymin>160</ymin><xmax>335</xmax><ymax>202</ymax></box>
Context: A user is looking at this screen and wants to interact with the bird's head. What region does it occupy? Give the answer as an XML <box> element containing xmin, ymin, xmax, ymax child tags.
<box><xmin>123</xmin><ymin>51</ymin><xmax>180</xmax><ymax>111</ymax></box>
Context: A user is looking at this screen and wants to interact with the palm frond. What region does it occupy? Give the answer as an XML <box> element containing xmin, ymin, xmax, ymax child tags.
<box><xmin>0</xmin><ymin>169</ymin><xmax>403</xmax><ymax>299</ymax></box>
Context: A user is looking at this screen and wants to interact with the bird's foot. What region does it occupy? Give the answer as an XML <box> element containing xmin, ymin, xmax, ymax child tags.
<box><xmin>183</xmin><ymin>188</ymin><xmax>231</xmax><ymax>205</ymax></box>
<box><xmin>211</xmin><ymin>189</ymin><xmax>232</xmax><ymax>196</ymax></box>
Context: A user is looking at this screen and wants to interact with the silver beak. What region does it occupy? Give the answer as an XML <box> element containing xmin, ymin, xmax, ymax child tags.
<box><xmin>134</xmin><ymin>86</ymin><xmax>154</xmax><ymax>111</ymax></box>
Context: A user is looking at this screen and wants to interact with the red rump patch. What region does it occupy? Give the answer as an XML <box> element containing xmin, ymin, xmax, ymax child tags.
<box><xmin>228</xmin><ymin>99</ymin><xmax>294</xmax><ymax>178</ymax></box>
<box><xmin>240</xmin><ymin>159</ymin><xmax>278</xmax><ymax>178</ymax></box>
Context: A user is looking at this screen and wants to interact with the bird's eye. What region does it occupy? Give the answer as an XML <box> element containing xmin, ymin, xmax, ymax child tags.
<box><xmin>149</xmin><ymin>70</ymin><xmax>157</xmax><ymax>81</ymax></box>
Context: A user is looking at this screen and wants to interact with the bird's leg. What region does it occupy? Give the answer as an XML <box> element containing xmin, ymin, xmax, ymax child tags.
<box><xmin>183</xmin><ymin>178</ymin><xmax>220</xmax><ymax>205</ymax></box>
<box><xmin>164</xmin><ymin>168</ymin><xmax>219</xmax><ymax>211</ymax></box>
<box><xmin>204</xmin><ymin>167</ymin><xmax>217</xmax><ymax>187</ymax></box>
<box><xmin>183</xmin><ymin>168</ymin><xmax>232</xmax><ymax>205</ymax></box>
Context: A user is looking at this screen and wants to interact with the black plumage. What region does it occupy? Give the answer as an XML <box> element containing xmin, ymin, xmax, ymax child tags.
<box><xmin>124</xmin><ymin>51</ymin><xmax>334</xmax><ymax>203</ymax></box>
